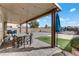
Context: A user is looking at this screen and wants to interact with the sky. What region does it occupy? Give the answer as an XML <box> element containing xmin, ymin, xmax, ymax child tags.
<box><xmin>37</xmin><ymin>15</ymin><xmax>51</xmax><ymax>27</ymax></box>
<box><xmin>0</xmin><ymin>3</ymin><xmax>79</xmax><ymax>28</ymax></box>
<box><xmin>37</xmin><ymin>3</ymin><xmax>79</xmax><ymax>27</ymax></box>
<box><xmin>59</xmin><ymin>3</ymin><xmax>79</xmax><ymax>27</ymax></box>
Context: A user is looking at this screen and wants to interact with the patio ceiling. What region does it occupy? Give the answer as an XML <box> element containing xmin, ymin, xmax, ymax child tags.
<box><xmin>0</xmin><ymin>3</ymin><xmax>61</xmax><ymax>24</ymax></box>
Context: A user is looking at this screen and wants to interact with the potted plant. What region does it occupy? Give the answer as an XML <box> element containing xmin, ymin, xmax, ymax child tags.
<box><xmin>71</xmin><ymin>37</ymin><xmax>79</xmax><ymax>56</ymax></box>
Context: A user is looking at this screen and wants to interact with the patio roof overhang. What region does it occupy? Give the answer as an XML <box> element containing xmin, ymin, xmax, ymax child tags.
<box><xmin>0</xmin><ymin>3</ymin><xmax>61</xmax><ymax>48</ymax></box>
<box><xmin>0</xmin><ymin>3</ymin><xmax>61</xmax><ymax>24</ymax></box>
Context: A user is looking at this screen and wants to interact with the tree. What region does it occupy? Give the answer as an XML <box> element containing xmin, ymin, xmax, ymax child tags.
<box><xmin>45</xmin><ymin>24</ymin><xmax>48</xmax><ymax>28</ymax></box>
<box><xmin>29</xmin><ymin>20</ymin><xmax>39</xmax><ymax>28</ymax></box>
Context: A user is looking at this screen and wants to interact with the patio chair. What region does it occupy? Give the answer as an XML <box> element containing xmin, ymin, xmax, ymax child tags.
<box><xmin>24</xmin><ymin>33</ymin><xmax>33</xmax><ymax>45</ymax></box>
<box><xmin>4</xmin><ymin>36</ymin><xmax>10</xmax><ymax>43</ymax></box>
<box><xmin>12</xmin><ymin>35</ymin><xmax>17</xmax><ymax>48</ymax></box>
<box><xmin>3</xmin><ymin>34</ymin><xmax>13</xmax><ymax>48</ymax></box>
<box><xmin>16</xmin><ymin>36</ymin><xmax>23</xmax><ymax>48</ymax></box>
<box><xmin>21</xmin><ymin>33</ymin><xmax>33</xmax><ymax>48</ymax></box>
<box><xmin>29</xmin><ymin>33</ymin><xmax>33</xmax><ymax>45</ymax></box>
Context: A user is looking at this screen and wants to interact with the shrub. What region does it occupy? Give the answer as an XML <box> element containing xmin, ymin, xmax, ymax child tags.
<box><xmin>76</xmin><ymin>31</ymin><xmax>79</xmax><ymax>35</ymax></box>
<box><xmin>71</xmin><ymin>37</ymin><xmax>79</xmax><ymax>49</ymax></box>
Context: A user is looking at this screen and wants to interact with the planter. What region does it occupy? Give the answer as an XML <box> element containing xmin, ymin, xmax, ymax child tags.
<box><xmin>72</xmin><ymin>47</ymin><xmax>79</xmax><ymax>56</ymax></box>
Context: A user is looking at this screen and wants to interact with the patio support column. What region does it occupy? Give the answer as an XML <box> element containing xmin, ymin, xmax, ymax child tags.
<box><xmin>19</xmin><ymin>24</ymin><xmax>21</xmax><ymax>33</ymax></box>
<box><xmin>26</xmin><ymin>22</ymin><xmax>28</xmax><ymax>33</ymax></box>
<box><xmin>0</xmin><ymin>7</ymin><xmax>7</xmax><ymax>41</ymax></box>
<box><xmin>51</xmin><ymin>9</ymin><xmax>56</xmax><ymax>48</ymax></box>
<box><xmin>2</xmin><ymin>21</ymin><xmax>7</xmax><ymax>39</ymax></box>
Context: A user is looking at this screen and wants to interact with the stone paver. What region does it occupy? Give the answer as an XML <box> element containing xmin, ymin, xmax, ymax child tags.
<box><xmin>53</xmin><ymin>51</ymin><xmax>74</xmax><ymax>56</ymax></box>
<box><xmin>0</xmin><ymin>47</ymin><xmax>62</xmax><ymax>56</ymax></box>
<box><xmin>0</xmin><ymin>38</ymin><xmax>62</xmax><ymax>56</ymax></box>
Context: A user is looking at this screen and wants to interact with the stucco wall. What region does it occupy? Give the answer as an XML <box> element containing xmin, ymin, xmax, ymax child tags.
<box><xmin>0</xmin><ymin>29</ymin><xmax>3</xmax><ymax>46</ymax></box>
<box><xmin>21</xmin><ymin>28</ymin><xmax>51</xmax><ymax>33</ymax></box>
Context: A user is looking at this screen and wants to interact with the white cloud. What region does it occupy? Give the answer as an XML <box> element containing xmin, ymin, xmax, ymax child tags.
<box><xmin>60</xmin><ymin>17</ymin><xmax>64</xmax><ymax>21</ymax></box>
<box><xmin>36</xmin><ymin>19</ymin><xmax>40</xmax><ymax>22</ymax></box>
<box><xmin>63</xmin><ymin>21</ymin><xmax>78</xmax><ymax>27</ymax></box>
<box><xmin>77</xmin><ymin>24</ymin><xmax>79</xmax><ymax>26</ymax></box>
<box><xmin>60</xmin><ymin>17</ymin><xmax>79</xmax><ymax>27</ymax></box>
<box><xmin>70</xmin><ymin>8</ymin><xmax>76</xmax><ymax>12</ymax></box>
<box><xmin>60</xmin><ymin>17</ymin><xmax>70</xmax><ymax>22</ymax></box>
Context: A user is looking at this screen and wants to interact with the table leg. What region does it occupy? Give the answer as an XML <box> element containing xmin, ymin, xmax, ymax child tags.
<box><xmin>24</xmin><ymin>36</ymin><xmax>25</xmax><ymax>48</ymax></box>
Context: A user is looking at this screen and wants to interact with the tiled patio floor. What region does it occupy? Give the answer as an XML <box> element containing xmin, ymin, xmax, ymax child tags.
<box><xmin>0</xmin><ymin>38</ymin><xmax>62</xmax><ymax>56</ymax></box>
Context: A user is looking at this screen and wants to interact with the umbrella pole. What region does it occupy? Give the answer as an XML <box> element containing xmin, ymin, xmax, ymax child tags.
<box><xmin>56</xmin><ymin>32</ymin><xmax>58</xmax><ymax>47</ymax></box>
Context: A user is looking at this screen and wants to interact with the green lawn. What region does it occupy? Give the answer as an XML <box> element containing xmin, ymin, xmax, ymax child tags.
<box><xmin>36</xmin><ymin>36</ymin><xmax>72</xmax><ymax>52</ymax></box>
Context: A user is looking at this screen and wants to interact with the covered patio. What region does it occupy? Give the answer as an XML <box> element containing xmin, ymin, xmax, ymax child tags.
<box><xmin>0</xmin><ymin>3</ymin><xmax>63</xmax><ymax>56</ymax></box>
<box><xmin>0</xmin><ymin>36</ymin><xmax>62</xmax><ymax>56</ymax></box>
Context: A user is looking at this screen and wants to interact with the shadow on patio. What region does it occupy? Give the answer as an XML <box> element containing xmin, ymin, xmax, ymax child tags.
<box><xmin>0</xmin><ymin>46</ymin><xmax>51</xmax><ymax>53</ymax></box>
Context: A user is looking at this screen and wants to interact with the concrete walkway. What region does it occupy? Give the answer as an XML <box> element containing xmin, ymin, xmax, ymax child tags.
<box><xmin>32</xmin><ymin>32</ymin><xmax>78</xmax><ymax>40</ymax></box>
<box><xmin>58</xmin><ymin>34</ymin><xmax>74</xmax><ymax>40</ymax></box>
<box><xmin>48</xmin><ymin>34</ymin><xmax>79</xmax><ymax>40</ymax></box>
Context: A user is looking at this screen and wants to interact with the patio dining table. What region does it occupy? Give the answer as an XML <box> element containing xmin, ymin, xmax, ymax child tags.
<box><xmin>16</xmin><ymin>33</ymin><xmax>28</xmax><ymax>37</ymax></box>
<box><xmin>14</xmin><ymin>33</ymin><xmax>32</xmax><ymax>48</ymax></box>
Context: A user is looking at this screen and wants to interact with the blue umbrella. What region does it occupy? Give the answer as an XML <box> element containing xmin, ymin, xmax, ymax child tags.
<box><xmin>56</xmin><ymin>13</ymin><xmax>61</xmax><ymax>32</ymax></box>
<box><xmin>55</xmin><ymin>13</ymin><xmax>61</xmax><ymax>47</ymax></box>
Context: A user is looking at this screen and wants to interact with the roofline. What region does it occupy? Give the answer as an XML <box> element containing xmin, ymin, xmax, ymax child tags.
<box><xmin>21</xmin><ymin>8</ymin><xmax>56</xmax><ymax>24</ymax></box>
<box><xmin>53</xmin><ymin>3</ymin><xmax>62</xmax><ymax>11</ymax></box>
<box><xmin>20</xmin><ymin>3</ymin><xmax>62</xmax><ymax>24</ymax></box>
